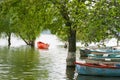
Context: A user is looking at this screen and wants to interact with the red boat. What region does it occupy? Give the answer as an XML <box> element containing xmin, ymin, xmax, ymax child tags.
<box><xmin>37</xmin><ymin>41</ymin><xmax>49</xmax><ymax>49</ymax></box>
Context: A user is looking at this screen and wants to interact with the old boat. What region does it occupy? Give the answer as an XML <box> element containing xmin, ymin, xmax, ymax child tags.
<box><xmin>75</xmin><ymin>62</ymin><xmax>120</xmax><ymax>76</ymax></box>
<box><xmin>80</xmin><ymin>47</ymin><xmax>120</xmax><ymax>57</ymax></box>
<box><xmin>37</xmin><ymin>41</ymin><xmax>49</xmax><ymax>49</ymax></box>
<box><xmin>76</xmin><ymin>75</ymin><xmax>120</xmax><ymax>80</ymax></box>
<box><xmin>87</xmin><ymin>50</ymin><xmax>120</xmax><ymax>63</ymax></box>
<box><xmin>88</xmin><ymin>53</ymin><xmax>120</xmax><ymax>59</ymax></box>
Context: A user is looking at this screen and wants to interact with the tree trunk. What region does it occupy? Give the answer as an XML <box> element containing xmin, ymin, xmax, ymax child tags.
<box><xmin>8</xmin><ymin>33</ymin><xmax>11</xmax><ymax>47</ymax></box>
<box><xmin>58</xmin><ymin>1</ymin><xmax>76</xmax><ymax>66</ymax></box>
<box><xmin>29</xmin><ymin>40</ymin><xmax>35</xmax><ymax>47</ymax></box>
<box><xmin>117</xmin><ymin>38</ymin><xmax>119</xmax><ymax>46</ymax></box>
<box><xmin>66</xmin><ymin>26</ymin><xmax>76</xmax><ymax>67</ymax></box>
<box><xmin>66</xmin><ymin>66</ymin><xmax>75</xmax><ymax>79</ymax></box>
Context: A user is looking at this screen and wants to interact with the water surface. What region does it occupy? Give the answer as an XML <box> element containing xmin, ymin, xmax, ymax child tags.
<box><xmin>0</xmin><ymin>34</ymin><xmax>119</xmax><ymax>80</ymax></box>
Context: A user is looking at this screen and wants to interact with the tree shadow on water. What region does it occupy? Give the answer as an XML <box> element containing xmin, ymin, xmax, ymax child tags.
<box><xmin>66</xmin><ymin>66</ymin><xmax>75</xmax><ymax>80</ymax></box>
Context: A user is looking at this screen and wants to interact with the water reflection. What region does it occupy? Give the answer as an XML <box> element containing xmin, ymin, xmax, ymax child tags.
<box><xmin>66</xmin><ymin>66</ymin><xmax>75</xmax><ymax>80</ymax></box>
<box><xmin>76</xmin><ymin>75</ymin><xmax>120</xmax><ymax>80</ymax></box>
<box><xmin>0</xmin><ymin>46</ymin><xmax>49</xmax><ymax>80</ymax></box>
<box><xmin>0</xmin><ymin>44</ymin><xmax>72</xmax><ymax>80</ymax></box>
<box><xmin>0</xmin><ymin>34</ymin><xmax>75</xmax><ymax>80</ymax></box>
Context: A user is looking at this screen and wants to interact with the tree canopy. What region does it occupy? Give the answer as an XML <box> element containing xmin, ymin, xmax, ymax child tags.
<box><xmin>0</xmin><ymin>0</ymin><xmax>120</xmax><ymax>46</ymax></box>
<box><xmin>0</xmin><ymin>0</ymin><xmax>52</xmax><ymax>46</ymax></box>
<box><xmin>76</xmin><ymin>0</ymin><xmax>120</xmax><ymax>46</ymax></box>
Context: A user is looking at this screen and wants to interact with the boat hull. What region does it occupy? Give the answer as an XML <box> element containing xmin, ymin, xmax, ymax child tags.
<box><xmin>79</xmin><ymin>47</ymin><xmax>120</xmax><ymax>57</ymax></box>
<box><xmin>76</xmin><ymin>75</ymin><xmax>120</xmax><ymax>80</ymax></box>
<box><xmin>75</xmin><ymin>62</ymin><xmax>120</xmax><ymax>76</ymax></box>
<box><xmin>37</xmin><ymin>41</ymin><xmax>49</xmax><ymax>49</ymax></box>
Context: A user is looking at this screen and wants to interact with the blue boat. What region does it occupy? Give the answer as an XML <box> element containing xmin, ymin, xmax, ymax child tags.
<box><xmin>75</xmin><ymin>62</ymin><xmax>120</xmax><ymax>76</ymax></box>
<box><xmin>80</xmin><ymin>47</ymin><xmax>120</xmax><ymax>57</ymax></box>
<box><xmin>90</xmin><ymin>48</ymin><xmax>120</xmax><ymax>53</ymax></box>
<box><xmin>87</xmin><ymin>52</ymin><xmax>120</xmax><ymax>62</ymax></box>
<box><xmin>76</xmin><ymin>75</ymin><xmax>120</xmax><ymax>80</ymax></box>
<box><xmin>88</xmin><ymin>53</ymin><xmax>120</xmax><ymax>58</ymax></box>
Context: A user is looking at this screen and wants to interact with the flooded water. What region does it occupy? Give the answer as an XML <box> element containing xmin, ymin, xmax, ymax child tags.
<box><xmin>0</xmin><ymin>34</ymin><xmax>75</xmax><ymax>80</ymax></box>
<box><xmin>0</xmin><ymin>34</ymin><xmax>120</xmax><ymax>80</ymax></box>
<box><xmin>0</xmin><ymin>46</ymin><xmax>70</xmax><ymax>80</ymax></box>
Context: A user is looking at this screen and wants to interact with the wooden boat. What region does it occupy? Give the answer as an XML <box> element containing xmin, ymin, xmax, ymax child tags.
<box><xmin>85</xmin><ymin>59</ymin><xmax>120</xmax><ymax>64</ymax></box>
<box><xmin>79</xmin><ymin>48</ymin><xmax>91</xmax><ymax>57</ymax></box>
<box><xmin>91</xmin><ymin>49</ymin><xmax>120</xmax><ymax>54</ymax></box>
<box><xmin>80</xmin><ymin>47</ymin><xmax>120</xmax><ymax>57</ymax></box>
<box><xmin>87</xmin><ymin>52</ymin><xmax>120</xmax><ymax>63</ymax></box>
<box><xmin>88</xmin><ymin>53</ymin><xmax>120</xmax><ymax>58</ymax></box>
<box><xmin>37</xmin><ymin>41</ymin><xmax>49</xmax><ymax>49</ymax></box>
<box><xmin>76</xmin><ymin>75</ymin><xmax>120</xmax><ymax>80</ymax></box>
<box><xmin>75</xmin><ymin>62</ymin><xmax>120</xmax><ymax>76</ymax></box>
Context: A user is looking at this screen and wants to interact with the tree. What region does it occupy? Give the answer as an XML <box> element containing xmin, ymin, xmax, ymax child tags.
<box><xmin>79</xmin><ymin>0</ymin><xmax>120</xmax><ymax>46</ymax></box>
<box><xmin>0</xmin><ymin>0</ymin><xmax>49</xmax><ymax>47</ymax></box>
<box><xmin>0</xmin><ymin>0</ymin><xmax>16</xmax><ymax>46</ymax></box>
<box><xmin>45</xmin><ymin>0</ymin><xmax>90</xmax><ymax>66</ymax></box>
<box><xmin>48</xmin><ymin>0</ymin><xmax>120</xmax><ymax>66</ymax></box>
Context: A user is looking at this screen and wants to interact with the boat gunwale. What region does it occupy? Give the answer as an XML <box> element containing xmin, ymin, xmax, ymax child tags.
<box><xmin>75</xmin><ymin>62</ymin><xmax>120</xmax><ymax>69</ymax></box>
